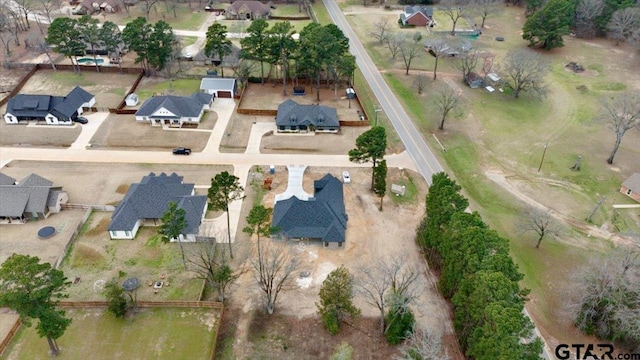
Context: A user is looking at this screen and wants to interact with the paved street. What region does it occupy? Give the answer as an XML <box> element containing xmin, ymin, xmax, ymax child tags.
<box><xmin>322</xmin><ymin>0</ymin><xmax>445</xmax><ymax>184</ymax></box>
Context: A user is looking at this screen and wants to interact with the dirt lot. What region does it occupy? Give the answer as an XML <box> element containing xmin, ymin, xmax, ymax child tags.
<box><xmin>217</xmin><ymin>165</ymin><xmax>464</xmax><ymax>359</ymax></box>
<box><xmin>240</xmin><ymin>82</ymin><xmax>367</xmax><ymax>122</ymax></box>
<box><xmin>89</xmin><ymin>112</ymin><xmax>216</xmax><ymax>151</ymax></box>
<box><xmin>19</xmin><ymin>69</ymin><xmax>140</xmax><ymax>109</ymax></box>
<box><xmin>0</xmin><ymin>121</ymin><xmax>82</xmax><ymax>148</ymax></box>
<box><xmin>221</xmin><ymin>84</ymin><xmax>370</xmax><ymax>154</ymax></box>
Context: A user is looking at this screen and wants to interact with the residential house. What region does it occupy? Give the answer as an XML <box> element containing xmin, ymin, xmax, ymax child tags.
<box><xmin>466</xmin><ymin>72</ymin><xmax>485</xmax><ymax>89</ymax></box>
<box><xmin>4</xmin><ymin>86</ymin><xmax>95</xmax><ymax>125</ymax></box>
<box><xmin>225</xmin><ymin>0</ymin><xmax>273</xmax><ymax>20</ymax></box>
<box><xmin>275</xmin><ymin>99</ymin><xmax>339</xmax><ymax>133</ymax></box>
<box><xmin>399</xmin><ymin>6</ymin><xmax>435</xmax><ymax>27</ymax></box>
<box><xmin>134</xmin><ymin>92</ymin><xmax>213</xmax><ymax>127</ymax></box>
<box><xmin>73</xmin><ymin>0</ymin><xmax>121</xmax><ymax>15</ymax></box>
<box><xmin>0</xmin><ymin>173</ymin><xmax>68</xmax><ymax>224</ymax></box>
<box><xmin>272</xmin><ymin>174</ymin><xmax>348</xmax><ymax>247</ymax></box>
<box><xmin>620</xmin><ymin>173</ymin><xmax>640</xmax><ymax>203</ymax></box>
<box><xmin>200</xmin><ymin>78</ymin><xmax>238</xmax><ymax>98</ymax></box>
<box><xmin>108</xmin><ymin>172</ymin><xmax>207</xmax><ymax>241</ymax></box>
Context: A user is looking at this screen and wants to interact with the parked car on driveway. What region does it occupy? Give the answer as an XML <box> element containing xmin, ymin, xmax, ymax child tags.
<box><xmin>342</xmin><ymin>171</ymin><xmax>351</xmax><ymax>184</ymax></box>
<box><xmin>172</xmin><ymin>147</ymin><xmax>191</xmax><ymax>155</ymax></box>
<box><xmin>74</xmin><ymin>116</ymin><xmax>88</xmax><ymax>124</ymax></box>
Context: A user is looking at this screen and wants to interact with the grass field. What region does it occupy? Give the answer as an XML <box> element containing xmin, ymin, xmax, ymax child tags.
<box><xmin>100</xmin><ymin>4</ymin><xmax>209</xmax><ymax>31</ymax></box>
<box><xmin>0</xmin><ymin>307</ymin><xmax>219</xmax><ymax>360</ymax></box>
<box><xmin>346</xmin><ymin>2</ymin><xmax>640</xmax><ymax>350</ymax></box>
<box><xmin>135</xmin><ymin>78</ymin><xmax>202</xmax><ymax>101</ymax></box>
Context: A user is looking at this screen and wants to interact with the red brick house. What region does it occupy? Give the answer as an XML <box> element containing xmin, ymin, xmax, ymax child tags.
<box><xmin>399</xmin><ymin>6</ymin><xmax>435</xmax><ymax>27</ymax></box>
<box><xmin>620</xmin><ymin>173</ymin><xmax>640</xmax><ymax>202</ymax></box>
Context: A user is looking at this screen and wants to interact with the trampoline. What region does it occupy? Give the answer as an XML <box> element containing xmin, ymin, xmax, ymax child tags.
<box><xmin>38</xmin><ymin>226</ymin><xmax>56</xmax><ymax>238</ymax></box>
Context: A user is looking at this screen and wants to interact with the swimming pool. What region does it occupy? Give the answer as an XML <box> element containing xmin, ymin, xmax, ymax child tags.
<box><xmin>77</xmin><ymin>57</ymin><xmax>104</xmax><ymax>65</ymax></box>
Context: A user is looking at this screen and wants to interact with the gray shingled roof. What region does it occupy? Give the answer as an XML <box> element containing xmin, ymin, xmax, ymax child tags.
<box><xmin>109</xmin><ymin>172</ymin><xmax>206</xmax><ymax>235</ymax></box>
<box><xmin>272</xmin><ymin>174</ymin><xmax>347</xmax><ymax>242</ymax></box>
<box><xmin>19</xmin><ymin>173</ymin><xmax>53</xmax><ymax>187</ymax></box>
<box><xmin>135</xmin><ymin>93</ymin><xmax>211</xmax><ymax>118</ymax></box>
<box><xmin>200</xmin><ymin>78</ymin><xmax>237</xmax><ymax>92</ymax></box>
<box><xmin>0</xmin><ymin>173</ymin><xmax>16</xmax><ymax>185</ymax></box>
<box><xmin>0</xmin><ymin>188</ymin><xmax>30</xmax><ymax>217</ymax></box>
<box><xmin>190</xmin><ymin>92</ymin><xmax>214</xmax><ymax>105</ymax></box>
<box><xmin>0</xmin><ymin>173</ymin><xmax>60</xmax><ymax>217</ymax></box>
<box><xmin>275</xmin><ymin>99</ymin><xmax>339</xmax><ymax>128</ymax></box>
<box><xmin>228</xmin><ymin>0</ymin><xmax>272</xmax><ymax>15</ymax></box>
<box><xmin>622</xmin><ymin>173</ymin><xmax>640</xmax><ymax>193</ymax></box>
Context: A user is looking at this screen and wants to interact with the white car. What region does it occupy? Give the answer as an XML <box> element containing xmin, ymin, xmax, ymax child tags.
<box><xmin>342</xmin><ymin>171</ymin><xmax>351</xmax><ymax>184</ymax></box>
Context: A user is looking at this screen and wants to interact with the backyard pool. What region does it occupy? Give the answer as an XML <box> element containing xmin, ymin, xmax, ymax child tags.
<box><xmin>76</xmin><ymin>57</ymin><xmax>105</xmax><ymax>65</ymax></box>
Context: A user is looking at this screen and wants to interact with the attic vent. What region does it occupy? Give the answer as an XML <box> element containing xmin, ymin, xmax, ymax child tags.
<box><xmin>290</xmin><ymin>116</ymin><xmax>297</xmax><ymax>123</ymax></box>
<box><xmin>318</xmin><ymin>116</ymin><xmax>324</xmax><ymax>123</ymax></box>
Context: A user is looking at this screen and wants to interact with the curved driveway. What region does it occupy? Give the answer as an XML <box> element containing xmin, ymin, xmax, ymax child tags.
<box><xmin>322</xmin><ymin>0</ymin><xmax>444</xmax><ymax>184</ymax></box>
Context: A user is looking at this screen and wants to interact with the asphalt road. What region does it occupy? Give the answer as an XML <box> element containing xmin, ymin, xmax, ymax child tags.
<box><xmin>322</xmin><ymin>0</ymin><xmax>445</xmax><ymax>185</ymax></box>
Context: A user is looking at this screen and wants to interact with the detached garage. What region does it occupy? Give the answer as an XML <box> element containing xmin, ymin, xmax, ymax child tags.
<box><xmin>200</xmin><ymin>78</ymin><xmax>237</xmax><ymax>98</ymax></box>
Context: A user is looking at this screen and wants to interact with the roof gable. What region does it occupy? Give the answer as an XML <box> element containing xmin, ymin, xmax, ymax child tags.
<box><xmin>135</xmin><ymin>94</ymin><xmax>205</xmax><ymax>118</ymax></box>
<box><xmin>18</xmin><ymin>173</ymin><xmax>54</xmax><ymax>187</ymax></box>
<box><xmin>109</xmin><ymin>172</ymin><xmax>205</xmax><ymax>234</ymax></box>
<box><xmin>0</xmin><ymin>173</ymin><xmax>16</xmax><ymax>185</ymax></box>
<box><xmin>275</xmin><ymin>100</ymin><xmax>339</xmax><ymax>128</ymax></box>
<box><xmin>272</xmin><ymin>174</ymin><xmax>347</xmax><ymax>242</ymax></box>
<box><xmin>622</xmin><ymin>173</ymin><xmax>640</xmax><ymax>193</ymax></box>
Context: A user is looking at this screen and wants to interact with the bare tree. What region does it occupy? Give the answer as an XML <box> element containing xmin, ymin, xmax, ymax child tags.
<box><xmin>575</xmin><ymin>0</ymin><xmax>604</xmax><ymax>38</ymax></box>
<box><xmin>25</xmin><ymin>33</ymin><xmax>56</xmax><ymax>69</ymax></box>
<box><xmin>398</xmin><ymin>34</ymin><xmax>422</xmax><ymax>75</ymax></box>
<box><xmin>441</xmin><ymin>0</ymin><xmax>466</xmax><ymax>35</ymax></box>
<box><xmin>425</xmin><ymin>37</ymin><xmax>450</xmax><ymax>80</ymax></box>
<box><xmin>0</xmin><ymin>8</ymin><xmax>17</xmax><ymax>67</ymax></box>
<box><xmin>252</xmin><ymin>240</ymin><xmax>299</xmax><ymax>314</ymax></box>
<box><xmin>188</xmin><ymin>236</ymin><xmax>244</xmax><ymax>302</ymax></box>
<box><xmin>453</xmin><ymin>49</ymin><xmax>479</xmax><ymax>82</ymax></box>
<box><xmin>607</xmin><ymin>7</ymin><xmax>640</xmax><ymax>45</ymax></box>
<box><xmin>140</xmin><ymin>0</ymin><xmax>159</xmax><ymax>19</ymax></box>
<box><xmin>397</xmin><ymin>326</ymin><xmax>449</xmax><ymax>360</ymax></box>
<box><xmin>357</xmin><ymin>255</ymin><xmax>420</xmax><ymax>334</ymax></box>
<box><xmin>471</xmin><ymin>0</ymin><xmax>500</xmax><ymax>28</ymax></box>
<box><xmin>413</xmin><ymin>74</ymin><xmax>428</xmax><ymax>94</ymax></box>
<box><xmin>571</xmin><ymin>248</ymin><xmax>640</xmax><ymax>350</ymax></box>
<box><xmin>14</xmin><ymin>0</ymin><xmax>34</xmax><ymax>29</ymax></box>
<box><xmin>503</xmin><ymin>48</ymin><xmax>550</xmax><ymax>99</ymax></box>
<box><xmin>385</xmin><ymin>32</ymin><xmax>402</xmax><ymax>59</ymax></box>
<box><xmin>371</xmin><ymin>17</ymin><xmax>391</xmax><ymax>45</ymax></box>
<box><xmin>479</xmin><ymin>53</ymin><xmax>495</xmax><ymax>80</ymax></box>
<box><xmin>37</xmin><ymin>0</ymin><xmax>60</xmax><ymax>25</ymax></box>
<box><xmin>520</xmin><ymin>209</ymin><xmax>560</xmax><ymax>248</ymax></box>
<box><xmin>602</xmin><ymin>92</ymin><xmax>640</xmax><ymax>164</ymax></box>
<box><xmin>435</xmin><ymin>85</ymin><xmax>461</xmax><ymax>130</ymax></box>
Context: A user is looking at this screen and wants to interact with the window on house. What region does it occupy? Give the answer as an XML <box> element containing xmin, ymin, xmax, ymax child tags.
<box><xmin>125</xmin><ymin>231</ymin><xmax>131</xmax><ymax>237</ymax></box>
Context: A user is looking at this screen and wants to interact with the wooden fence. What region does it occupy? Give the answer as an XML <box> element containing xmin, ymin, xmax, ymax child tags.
<box><xmin>54</xmin><ymin>208</ymin><xmax>92</xmax><ymax>269</ymax></box>
<box><xmin>0</xmin><ymin>301</ymin><xmax>224</xmax><ymax>358</ymax></box>
<box><xmin>58</xmin><ymin>300</ymin><xmax>223</xmax><ymax>310</ymax></box>
<box><xmin>0</xmin><ymin>318</ymin><xmax>21</xmax><ymax>357</ymax></box>
<box><xmin>0</xmin><ymin>65</ymin><xmax>37</xmax><ymax>108</ymax></box>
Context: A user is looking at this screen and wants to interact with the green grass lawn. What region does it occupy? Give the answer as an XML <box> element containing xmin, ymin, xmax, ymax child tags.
<box><xmin>0</xmin><ymin>307</ymin><xmax>218</xmax><ymax>360</ymax></box>
<box><xmin>345</xmin><ymin>2</ymin><xmax>640</xmax><ymax>348</ymax></box>
<box><xmin>103</xmin><ymin>5</ymin><xmax>208</xmax><ymax>31</ymax></box>
<box><xmin>271</xmin><ymin>4</ymin><xmax>308</xmax><ymax>17</ymax></box>
<box><xmin>136</xmin><ymin>79</ymin><xmax>202</xmax><ymax>101</ymax></box>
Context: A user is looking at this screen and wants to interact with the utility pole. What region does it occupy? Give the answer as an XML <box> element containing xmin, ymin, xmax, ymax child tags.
<box><xmin>586</xmin><ymin>197</ymin><xmax>606</xmax><ymax>223</ymax></box>
<box><xmin>537</xmin><ymin>143</ymin><xmax>548</xmax><ymax>173</ymax></box>
<box><xmin>374</xmin><ymin>107</ymin><xmax>382</xmax><ymax>126</ymax></box>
